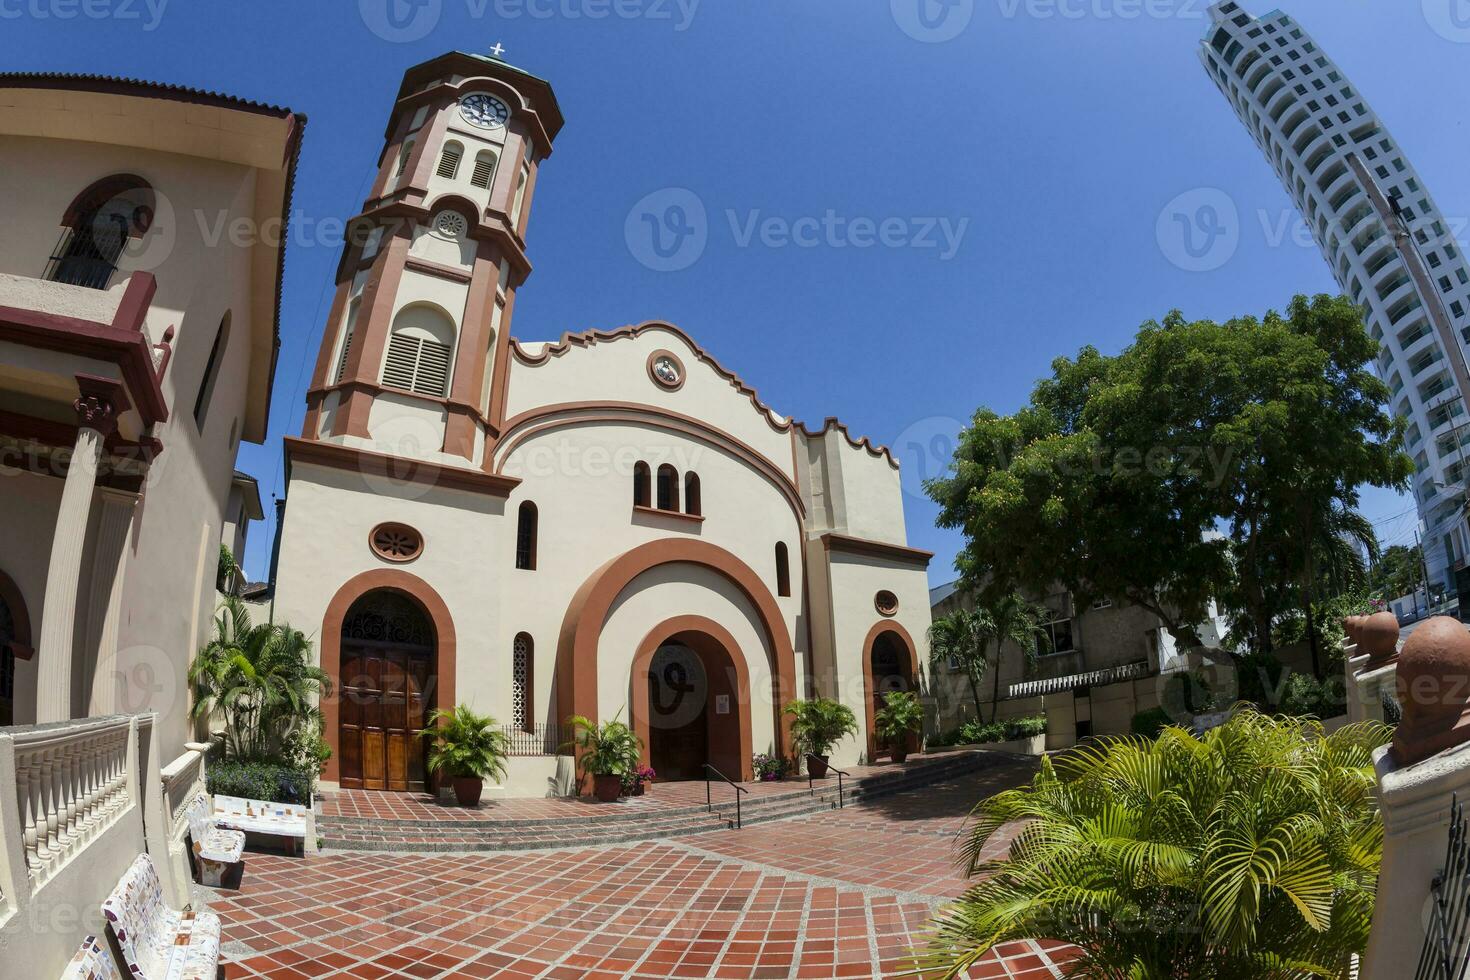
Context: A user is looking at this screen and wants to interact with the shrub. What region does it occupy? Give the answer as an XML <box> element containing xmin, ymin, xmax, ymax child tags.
<box><xmin>1008</xmin><ymin>715</ymin><xmax>1047</xmax><ymax>739</ymax></box>
<box><xmin>566</xmin><ymin>713</ymin><xmax>642</xmax><ymax>777</ymax></box>
<box><xmin>931</xmin><ymin>715</ymin><xmax>1046</xmax><ymax>747</ymax></box>
<box><xmin>1280</xmin><ymin>672</ymin><xmax>1348</xmax><ymax>719</ymax></box>
<box><xmin>1130</xmin><ymin>707</ymin><xmax>1174</xmax><ymax>738</ymax></box>
<box><xmin>207</xmin><ymin>758</ymin><xmax>315</xmax><ymax>805</ymax></box>
<box><xmin>784</xmin><ymin>698</ymin><xmax>858</xmax><ymax>757</ymax></box>
<box><xmin>874</xmin><ymin>691</ymin><xmax>925</xmax><ymax>744</ymax></box>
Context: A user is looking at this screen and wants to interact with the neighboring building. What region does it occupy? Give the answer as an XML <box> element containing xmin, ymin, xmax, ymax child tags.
<box><xmin>0</xmin><ymin>76</ymin><xmax>301</xmax><ymax>751</ymax></box>
<box><xmin>1200</xmin><ymin>1</ymin><xmax>1470</xmax><ymax>593</ymax></box>
<box><xmin>271</xmin><ymin>52</ymin><xmax>933</xmax><ymax>797</ymax></box>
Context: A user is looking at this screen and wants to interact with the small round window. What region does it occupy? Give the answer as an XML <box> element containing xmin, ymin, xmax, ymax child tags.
<box><xmin>875</xmin><ymin>590</ymin><xmax>899</xmax><ymax>617</ymax></box>
<box><xmin>371</xmin><ymin>523</ymin><xmax>423</xmax><ymax>563</ymax></box>
<box><xmin>433</xmin><ymin>210</ymin><xmax>468</xmax><ymax>239</ymax></box>
<box><xmin>647</xmin><ymin>349</ymin><xmax>685</xmax><ymax>391</ymax></box>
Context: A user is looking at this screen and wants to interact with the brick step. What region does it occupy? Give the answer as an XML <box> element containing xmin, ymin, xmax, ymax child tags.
<box><xmin>320</xmin><ymin>810</ymin><xmax>736</xmax><ymax>852</ymax></box>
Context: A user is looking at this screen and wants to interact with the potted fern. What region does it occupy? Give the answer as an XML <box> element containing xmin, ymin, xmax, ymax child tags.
<box><xmin>567</xmin><ymin>713</ymin><xmax>643</xmax><ymax>802</ymax></box>
<box><xmin>784</xmin><ymin>698</ymin><xmax>857</xmax><ymax>778</ymax></box>
<box><xmin>874</xmin><ymin>691</ymin><xmax>924</xmax><ymax>764</ymax></box>
<box><xmin>418</xmin><ymin>704</ymin><xmax>510</xmax><ymax>807</ymax></box>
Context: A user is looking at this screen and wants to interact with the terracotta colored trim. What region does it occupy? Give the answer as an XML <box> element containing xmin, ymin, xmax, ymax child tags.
<box><xmin>509</xmin><ymin>321</ymin><xmax>897</xmax><ymax>466</ymax></box>
<box><xmin>646</xmin><ymin>349</ymin><xmax>686</xmax><ymax>391</ymax></box>
<box><xmin>60</xmin><ymin>173</ymin><xmax>154</xmax><ymax>236</ymax></box>
<box><xmin>493</xmin><ymin>402</ymin><xmax>805</xmax><ymax>520</ymax></box>
<box><xmin>405</xmin><ymin>256</ymin><xmax>475</xmax><ymax>285</ymax></box>
<box><xmin>0</xmin><ymin>409</ymin><xmax>162</xmax><ymax>460</ymax></box>
<box><xmin>318</xmin><ymin>569</ymin><xmax>456</xmax><ymax>786</ymax></box>
<box><xmin>404</xmin><ymin>99</ymin><xmax>453</xmax><ymax>200</ymax></box>
<box><xmin>331</xmin><ymin>225</ymin><xmax>412</xmax><ymax>438</ymax></box>
<box><xmin>630</xmin><ymin>616</ymin><xmax>756</xmax><ymax>783</ymax></box>
<box><xmin>285</xmin><ymin>436</ymin><xmax>520</xmax><ymax>498</ymax></box>
<box><xmin>484</xmin><ymin>287</ymin><xmax>518</xmax><ymax>456</ymax></box>
<box><xmin>391</xmin><ymin>68</ymin><xmax>561</xmax><ymax>152</ymax></box>
<box><xmin>0</xmin><ymin>567</ymin><xmax>35</xmax><ymax>662</ymax></box>
<box><xmin>441</xmin><ymin>239</ymin><xmax>500</xmax><ymax>459</ymax></box>
<box><xmin>368</xmin><ymin>522</ymin><xmax>424</xmax><ymax>564</ymax></box>
<box><xmin>305</xmin><ymin>278</ymin><xmax>353</xmax><ymax>401</ymax></box>
<box><xmin>353</xmin><ymin>197</ymin><xmax>531</xmax><ymax>282</ymax></box>
<box><xmin>875</xmin><ymin>590</ymin><xmax>900</xmax><ymax>617</ymax></box>
<box><xmin>861</xmin><ymin>621</ymin><xmax>919</xmax><ymax>763</ymax></box>
<box><xmin>0</xmin><ymin>272</ymin><xmax>167</xmax><ymax>427</ymax></box>
<box><xmin>632</xmin><ymin>504</ymin><xmax>705</xmax><ymax>525</ymax></box>
<box><xmin>820</xmin><ymin>532</ymin><xmax>934</xmax><ymax>568</ymax></box>
<box><xmin>74</xmin><ymin>373</ymin><xmax>128</xmax><ymax>436</ymax></box>
<box><xmin>555</xmin><ymin>539</ymin><xmax>799</xmax><ymax>774</ymax></box>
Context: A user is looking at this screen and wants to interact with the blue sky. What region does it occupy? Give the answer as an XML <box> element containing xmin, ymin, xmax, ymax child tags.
<box><xmin>5</xmin><ymin>0</ymin><xmax>1464</xmax><ymax>583</ymax></box>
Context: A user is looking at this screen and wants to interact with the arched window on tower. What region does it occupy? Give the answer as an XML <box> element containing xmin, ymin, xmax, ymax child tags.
<box><xmin>684</xmin><ymin>472</ymin><xmax>702</xmax><ymax>517</ymax></box>
<box><xmin>436</xmin><ymin>140</ymin><xmax>464</xmax><ymax>180</ymax></box>
<box><xmin>634</xmin><ymin>462</ymin><xmax>651</xmax><ymax>508</ymax></box>
<box><xmin>470</xmin><ymin>150</ymin><xmax>499</xmax><ymax>190</ymax></box>
<box><xmin>395</xmin><ymin>139</ymin><xmax>415</xmax><ymax>180</ymax></box>
<box><xmin>381</xmin><ymin>304</ymin><xmax>455</xmax><ymax>397</ymax></box>
<box><xmin>656</xmin><ymin>464</ymin><xmax>679</xmax><ymax>512</ymax></box>
<box><xmin>516</xmin><ymin>501</ymin><xmax>538</xmax><ymax>570</ymax></box>
<box><xmin>512</xmin><ymin>632</ymin><xmax>533</xmax><ymax>733</ymax></box>
<box><xmin>46</xmin><ymin>174</ymin><xmax>154</xmax><ymax>290</ymax></box>
<box><xmin>775</xmin><ymin>542</ymin><xmax>791</xmax><ymax>598</ymax></box>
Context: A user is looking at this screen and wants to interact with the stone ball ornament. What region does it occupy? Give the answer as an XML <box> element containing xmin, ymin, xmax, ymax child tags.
<box><xmin>1358</xmin><ymin>611</ymin><xmax>1401</xmax><ymax>670</ymax></box>
<box><xmin>1392</xmin><ymin>616</ymin><xmax>1470</xmax><ymax>767</ymax></box>
<box><xmin>1343</xmin><ymin>614</ymin><xmax>1364</xmax><ymax>646</ymax></box>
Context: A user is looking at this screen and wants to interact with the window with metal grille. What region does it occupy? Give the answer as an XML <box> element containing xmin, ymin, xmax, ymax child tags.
<box><xmin>470</xmin><ymin>150</ymin><xmax>498</xmax><ymax>189</ymax></box>
<box><xmin>436</xmin><ymin>141</ymin><xmax>463</xmax><ymax>180</ymax></box>
<box><xmin>381</xmin><ymin>333</ymin><xmax>452</xmax><ymax>396</ymax></box>
<box><xmin>512</xmin><ymin>633</ymin><xmax>533</xmax><ymax>731</ymax></box>
<box><xmin>516</xmin><ymin>501</ymin><xmax>537</xmax><ymax>571</ymax></box>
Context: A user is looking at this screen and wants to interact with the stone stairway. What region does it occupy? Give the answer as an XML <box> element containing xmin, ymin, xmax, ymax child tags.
<box><xmin>316</xmin><ymin>749</ymin><xmax>1006</xmax><ymax>853</ymax></box>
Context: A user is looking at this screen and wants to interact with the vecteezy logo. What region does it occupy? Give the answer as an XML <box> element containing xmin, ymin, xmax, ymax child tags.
<box><xmin>891</xmin><ymin>0</ymin><xmax>975</xmax><ymax>42</ymax></box>
<box><xmin>1156</xmin><ymin>187</ymin><xmax>1239</xmax><ymax>273</ymax></box>
<box><xmin>1424</xmin><ymin>0</ymin><xmax>1470</xmax><ymax>42</ymax></box>
<box><xmin>359</xmin><ymin>0</ymin><xmax>442</xmax><ymax>42</ymax></box>
<box><xmin>625</xmin><ymin>188</ymin><xmax>708</xmax><ymax>272</ymax></box>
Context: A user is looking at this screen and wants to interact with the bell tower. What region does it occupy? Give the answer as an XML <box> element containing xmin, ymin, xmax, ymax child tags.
<box><xmin>300</xmin><ymin>51</ymin><xmax>563</xmax><ymax>467</ymax></box>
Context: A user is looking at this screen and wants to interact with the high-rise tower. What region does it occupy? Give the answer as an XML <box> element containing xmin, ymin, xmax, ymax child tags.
<box><xmin>1201</xmin><ymin>2</ymin><xmax>1470</xmax><ymax>592</ymax></box>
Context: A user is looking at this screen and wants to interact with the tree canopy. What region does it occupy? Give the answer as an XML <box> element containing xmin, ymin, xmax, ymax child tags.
<box><xmin>927</xmin><ymin>295</ymin><xmax>1411</xmax><ymax>655</ymax></box>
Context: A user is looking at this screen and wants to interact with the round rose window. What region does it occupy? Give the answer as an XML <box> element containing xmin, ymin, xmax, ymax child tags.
<box><xmin>370</xmin><ymin>523</ymin><xmax>423</xmax><ymax>563</ymax></box>
<box><xmin>875</xmin><ymin>590</ymin><xmax>899</xmax><ymax>617</ymax></box>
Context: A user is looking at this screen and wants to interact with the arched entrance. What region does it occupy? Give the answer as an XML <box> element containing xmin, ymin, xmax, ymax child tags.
<box><xmin>631</xmin><ymin>617</ymin><xmax>752</xmax><ymax>782</ymax></box>
<box><xmin>863</xmin><ymin>623</ymin><xmax>918</xmax><ymax>762</ymax></box>
<box><xmin>337</xmin><ymin>589</ymin><xmax>436</xmax><ymax>792</ymax></box>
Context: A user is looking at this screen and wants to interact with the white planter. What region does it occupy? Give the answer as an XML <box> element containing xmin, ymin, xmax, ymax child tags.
<box><xmin>927</xmin><ymin>733</ymin><xmax>1045</xmax><ymax>756</ymax></box>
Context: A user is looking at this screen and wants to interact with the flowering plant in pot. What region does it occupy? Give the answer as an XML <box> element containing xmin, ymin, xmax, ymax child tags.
<box><xmin>566</xmin><ymin>713</ymin><xmax>643</xmax><ymax>802</ymax></box>
<box><xmin>784</xmin><ymin>698</ymin><xmax>857</xmax><ymax>778</ymax></box>
<box><xmin>417</xmin><ymin>704</ymin><xmax>509</xmax><ymax>807</ymax></box>
<box><xmin>753</xmin><ymin>753</ymin><xmax>786</xmax><ymax>782</ymax></box>
<box><xmin>874</xmin><ymin>691</ymin><xmax>924</xmax><ymax>764</ymax></box>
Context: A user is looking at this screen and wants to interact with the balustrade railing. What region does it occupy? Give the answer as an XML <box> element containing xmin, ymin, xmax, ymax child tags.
<box><xmin>498</xmin><ymin>723</ymin><xmax>566</xmax><ymax>756</ymax></box>
<box><xmin>10</xmin><ymin>715</ymin><xmax>133</xmax><ymax>887</ymax></box>
<box><xmin>161</xmin><ymin>747</ymin><xmax>204</xmax><ymax>831</ymax></box>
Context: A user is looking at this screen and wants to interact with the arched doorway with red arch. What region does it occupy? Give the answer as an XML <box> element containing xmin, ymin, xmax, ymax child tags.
<box><xmin>630</xmin><ymin>616</ymin><xmax>754</xmax><ymax>783</ymax></box>
<box><xmin>862</xmin><ymin>622</ymin><xmax>919</xmax><ymax>763</ymax></box>
<box><xmin>319</xmin><ymin>569</ymin><xmax>456</xmax><ymax>792</ymax></box>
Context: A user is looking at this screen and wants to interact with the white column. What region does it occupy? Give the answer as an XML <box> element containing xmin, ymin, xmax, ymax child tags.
<box><xmin>35</xmin><ymin>378</ymin><xmax>124</xmax><ymax>724</ymax></box>
<box><xmin>85</xmin><ymin>488</ymin><xmax>137</xmax><ymax>716</ymax></box>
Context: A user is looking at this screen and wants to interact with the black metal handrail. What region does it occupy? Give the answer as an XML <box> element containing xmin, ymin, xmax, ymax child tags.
<box><xmin>703</xmin><ymin>763</ymin><xmax>749</xmax><ymax>829</ymax></box>
<box><xmin>806</xmin><ymin>753</ymin><xmax>850</xmax><ymax>809</ymax></box>
<box><xmin>1417</xmin><ymin>793</ymin><xmax>1469</xmax><ymax>980</ymax></box>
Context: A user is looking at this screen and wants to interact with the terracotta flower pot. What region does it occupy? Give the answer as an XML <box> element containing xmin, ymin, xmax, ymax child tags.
<box><xmin>807</xmin><ymin>755</ymin><xmax>830</xmax><ymax>779</ymax></box>
<box><xmin>451</xmin><ymin>776</ymin><xmax>483</xmax><ymax>808</ymax></box>
<box><xmin>891</xmin><ymin>746</ymin><xmax>909</xmax><ymax>764</ymax></box>
<box><xmin>593</xmin><ymin>774</ymin><xmax>623</xmax><ymax>802</ymax></box>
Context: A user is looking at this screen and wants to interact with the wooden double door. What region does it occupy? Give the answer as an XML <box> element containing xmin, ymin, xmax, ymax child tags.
<box><xmin>339</xmin><ymin>641</ymin><xmax>432</xmax><ymax>792</ymax></box>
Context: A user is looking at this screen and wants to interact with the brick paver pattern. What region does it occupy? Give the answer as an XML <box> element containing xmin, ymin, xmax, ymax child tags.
<box><xmin>210</xmin><ymin>760</ymin><xmax>1078</xmax><ymax>979</ymax></box>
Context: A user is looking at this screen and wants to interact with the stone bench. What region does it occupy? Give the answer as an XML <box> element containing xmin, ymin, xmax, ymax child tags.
<box><xmin>186</xmin><ymin>794</ymin><xmax>245</xmax><ymax>887</ymax></box>
<box><xmin>60</xmin><ymin>935</ymin><xmax>120</xmax><ymax>979</ymax></box>
<box><xmin>211</xmin><ymin>794</ymin><xmax>309</xmax><ymax>855</ymax></box>
<box><xmin>100</xmin><ymin>854</ymin><xmax>221</xmax><ymax>980</ymax></box>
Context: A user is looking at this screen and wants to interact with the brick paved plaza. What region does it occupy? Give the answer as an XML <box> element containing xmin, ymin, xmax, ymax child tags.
<box><xmin>206</xmin><ymin>755</ymin><xmax>1078</xmax><ymax>979</ymax></box>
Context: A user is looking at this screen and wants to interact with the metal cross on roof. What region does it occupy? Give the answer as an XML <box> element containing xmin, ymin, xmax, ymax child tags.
<box><xmin>489</xmin><ymin>42</ymin><xmax>506</xmax><ymax>59</ymax></box>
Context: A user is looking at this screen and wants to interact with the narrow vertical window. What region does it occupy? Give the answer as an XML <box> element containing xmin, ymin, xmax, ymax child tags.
<box><xmin>334</xmin><ymin>300</ymin><xmax>361</xmax><ymax>384</ymax></box>
<box><xmin>470</xmin><ymin>150</ymin><xmax>499</xmax><ymax>189</ymax></box>
<box><xmin>516</xmin><ymin>501</ymin><xmax>538</xmax><ymax>570</ymax></box>
<box><xmin>193</xmin><ymin>313</ymin><xmax>230</xmax><ymax>431</ymax></box>
<box><xmin>512</xmin><ymin>633</ymin><xmax>533</xmax><ymax>733</ymax></box>
<box><xmin>656</xmin><ymin>464</ymin><xmax>679</xmax><ymax>512</ymax></box>
<box><xmin>395</xmin><ymin>140</ymin><xmax>415</xmax><ymax>179</ymax></box>
<box><xmin>775</xmin><ymin>542</ymin><xmax>791</xmax><ymax>598</ymax></box>
<box><xmin>436</xmin><ymin>140</ymin><xmax>464</xmax><ymax>180</ymax></box>
<box><xmin>684</xmin><ymin>472</ymin><xmax>702</xmax><ymax>517</ymax></box>
<box><xmin>634</xmin><ymin>461</ymin><xmax>651</xmax><ymax>508</ymax></box>
<box><xmin>511</xmin><ymin>160</ymin><xmax>531</xmax><ymax>227</ymax></box>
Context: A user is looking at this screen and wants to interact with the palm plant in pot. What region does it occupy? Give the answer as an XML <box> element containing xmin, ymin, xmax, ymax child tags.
<box><xmin>566</xmin><ymin>713</ymin><xmax>643</xmax><ymax>802</ymax></box>
<box><xmin>873</xmin><ymin>690</ymin><xmax>924</xmax><ymax>763</ymax></box>
<box><xmin>784</xmin><ymin>698</ymin><xmax>857</xmax><ymax>778</ymax></box>
<box><xmin>418</xmin><ymin>705</ymin><xmax>509</xmax><ymax>807</ymax></box>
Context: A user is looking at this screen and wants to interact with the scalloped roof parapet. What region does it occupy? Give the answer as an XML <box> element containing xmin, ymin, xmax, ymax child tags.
<box><xmin>509</xmin><ymin>321</ymin><xmax>896</xmax><ymax>466</ymax></box>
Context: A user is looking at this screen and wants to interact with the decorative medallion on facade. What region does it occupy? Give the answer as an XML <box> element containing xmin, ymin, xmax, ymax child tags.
<box><xmin>370</xmin><ymin>522</ymin><xmax>424</xmax><ymax>563</ymax></box>
<box><xmin>459</xmin><ymin>93</ymin><xmax>510</xmax><ymax>130</ymax></box>
<box><xmin>433</xmin><ymin>210</ymin><xmax>468</xmax><ymax>239</ymax></box>
<box><xmin>875</xmin><ymin>590</ymin><xmax>899</xmax><ymax>617</ymax></box>
<box><xmin>647</xmin><ymin>350</ymin><xmax>685</xmax><ymax>391</ymax></box>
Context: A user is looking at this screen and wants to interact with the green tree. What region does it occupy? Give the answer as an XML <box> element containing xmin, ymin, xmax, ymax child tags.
<box><xmin>930</xmin><ymin>595</ymin><xmax>1041</xmax><ymax>723</ymax></box>
<box><xmin>929</xmin><ymin>609</ymin><xmax>990</xmax><ymax>723</ymax></box>
<box><xmin>189</xmin><ymin>597</ymin><xmax>332</xmax><ymax>761</ymax></box>
<box><xmin>927</xmin><ymin>295</ymin><xmax>1411</xmax><ymax>657</ymax></box>
<box><xmin>1369</xmin><ymin>543</ymin><xmax>1423</xmax><ymax>601</ymax></box>
<box><xmin>914</xmin><ymin>710</ymin><xmax>1393</xmax><ymax>978</ymax></box>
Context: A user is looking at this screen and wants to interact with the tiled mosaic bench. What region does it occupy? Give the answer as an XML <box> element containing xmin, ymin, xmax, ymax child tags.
<box><xmin>100</xmin><ymin>854</ymin><xmax>221</xmax><ymax>980</ymax></box>
<box><xmin>211</xmin><ymin>794</ymin><xmax>309</xmax><ymax>855</ymax></box>
<box><xmin>60</xmin><ymin>935</ymin><xmax>120</xmax><ymax>979</ymax></box>
<box><xmin>186</xmin><ymin>795</ymin><xmax>245</xmax><ymax>887</ymax></box>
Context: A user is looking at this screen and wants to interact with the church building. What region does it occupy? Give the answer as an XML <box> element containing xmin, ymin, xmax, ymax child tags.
<box><xmin>271</xmin><ymin>52</ymin><xmax>934</xmax><ymax>798</ymax></box>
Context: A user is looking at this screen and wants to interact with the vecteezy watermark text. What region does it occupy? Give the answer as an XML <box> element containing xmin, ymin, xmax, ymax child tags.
<box><xmin>0</xmin><ymin>0</ymin><xmax>167</xmax><ymax>29</ymax></box>
<box><xmin>358</xmin><ymin>0</ymin><xmax>699</xmax><ymax>42</ymax></box>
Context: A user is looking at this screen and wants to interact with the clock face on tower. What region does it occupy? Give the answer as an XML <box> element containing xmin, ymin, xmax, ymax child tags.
<box><xmin>458</xmin><ymin>93</ymin><xmax>510</xmax><ymax>130</ymax></box>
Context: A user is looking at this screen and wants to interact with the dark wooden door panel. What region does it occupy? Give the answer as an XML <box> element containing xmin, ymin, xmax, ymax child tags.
<box><xmin>338</xmin><ymin>642</ymin><xmax>433</xmax><ymax>793</ymax></box>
